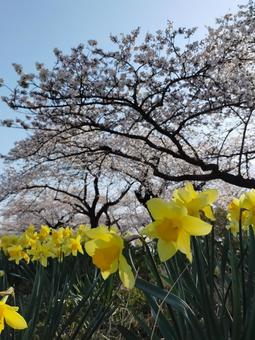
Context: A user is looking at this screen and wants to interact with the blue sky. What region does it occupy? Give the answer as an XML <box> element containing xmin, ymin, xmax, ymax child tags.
<box><xmin>0</xmin><ymin>0</ymin><xmax>248</xmax><ymax>164</ymax></box>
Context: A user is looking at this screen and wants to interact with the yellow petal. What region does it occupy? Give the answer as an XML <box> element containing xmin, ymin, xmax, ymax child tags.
<box><xmin>101</xmin><ymin>270</ymin><xmax>111</xmax><ymax>280</ymax></box>
<box><xmin>0</xmin><ymin>315</ymin><xmax>4</xmax><ymax>334</ymax></box>
<box><xmin>204</xmin><ymin>189</ymin><xmax>218</xmax><ymax>204</ymax></box>
<box><xmin>142</xmin><ymin>222</ymin><xmax>158</xmax><ymax>238</ymax></box>
<box><xmin>175</xmin><ymin>182</ymin><xmax>197</xmax><ymax>200</ymax></box>
<box><xmin>182</xmin><ymin>216</ymin><xmax>212</xmax><ymax>236</ymax></box>
<box><xmin>202</xmin><ymin>206</ymin><xmax>215</xmax><ymax>221</ymax></box>
<box><xmin>4</xmin><ymin>309</ymin><xmax>28</xmax><ymax>330</ymax></box>
<box><xmin>101</xmin><ymin>258</ymin><xmax>119</xmax><ymax>280</ymax></box>
<box><xmin>85</xmin><ymin>226</ymin><xmax>111</xmax><ymax>241</ymax></box>
<box><xmin>184</xmin><ymin>199</ymin><xmax>204</xmax><ymax>218</ymax></box>
<box><xmin>177</xmin><ymin>230</ymin><xmax>192</xmax><ymax>262</ymax></box>
<box><xmin>118</xmin><ymin>255</ymin><xmax>135</xmax><ymax>289</ymax></box>
<box><xmin>157</xmin><ymin>239</ymin><xmax>177</xmax><ymax>262</ymax></box>
<box><xmin>146</xmin><ymin>198</ymin><xmax>173</xmax><ymax>220</ymax></box>
<box><xmin>85</xmin><ymin>239</ymin><xmax>104</xmax><ymax>256</ymax></box>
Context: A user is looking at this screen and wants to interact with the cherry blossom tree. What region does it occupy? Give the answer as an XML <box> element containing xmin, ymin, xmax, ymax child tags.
<box><xmin>0</xmin><ymin>151</ymin><xmax>133</xmax><ymax>230</ymax></box>
<box><xmin>1</xmin><ymin>3</ymin><xmax>255</xmax><ymax>229</ymax></box>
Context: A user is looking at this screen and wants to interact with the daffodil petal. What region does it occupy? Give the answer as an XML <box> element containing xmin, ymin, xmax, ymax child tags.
<box><xmin>157</xmin><ymin>239</ymin><xmax>177</xmax><ymax>262</ymax></box>
<box><xmin>119</xmin><ymin>254</ymin><xmax>135</xmax><ymax>289</ymax></box>
<box><xmin>85</xmin><ymin>239</ymin><xmax>106</xmax><ymax>256</ymax></box>
<box><xmin>204</xmin><ymin>189</ymin><xmax>218</xmax><ymax>204</ymax></box>
<box><xmin>147</xmin><ymin>198</ymin><xmax>187</xmax><ymax>219</ymax></box>
<box><xmin>188</xmin><ymin>194</ymin><xmax>209</xmax><ymax>212</ymax></box>
<box><xmin>101</xmin><ymin>270</ymin><xmax>111</xmax><ymax>280</ymax></box>
<box><xmin>174</xmin><ymin>185</ymin><xmax>193</xmax><ymax>203</ymax></box>
<box><xmin>4</xmin><ymin>309</ymin><xmax>28</xmax><ymax>330</ymax></box>
<box><xmin>202</xmin><ymin>206</ymin><xmax>215</xmax><ymax>221</ymax></box>
<box><xmin>85</xmin><ymin>226</ymin><xmax>112</xmax><ymax>241</ymax></box>
<box><xmin>177</xmin><ymin>230</ymin><xmax>192</xmax><ymax>262</ymax></box>
<box><xmin>101</xmin><ymin>258</ymin><xmax>119</xmax><ymax>280</ymax></box>
<box><xmin>146</xmin><ymin>198</ymin><xmax>173</xmax><ymax>220</ymax></box>
<box><xmin>0</xmin><ymin>315</ymin><xmax>4</xmax><ymax>334</ymax></box>
<box><xmin>109</xmin><ymin>259</ymin><xmax>119</xmax><ymax>273</ymax></box>
<box><xmin>142</xmin><ymin>222</ymin><xmax>158</xmax><ymax>238</ymax></box>
<box><xmin>182</xmin><ymin>216</ymin><xmax>212</xmax><ymax>236</ymax></box>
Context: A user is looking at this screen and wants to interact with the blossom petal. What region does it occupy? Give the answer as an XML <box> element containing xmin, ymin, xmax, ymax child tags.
<box><xmin>157</xmin><ymin>239</ymin><xmax>177</xmax><ymax>262</ymax></box>
<box><xmin>182</xmin><ymin>216</ymin><xmax>212</xmax><ymax>236</ymax></box>
<box><xmin>4</xmin><ymin>309</ymin><xmax>28</xmax><ymax>330</ymax></box>
<box><xmin>118</xmin><ymin>254</ymin><xmax>135</xmax><ymax>289</ymax></box>
<box><xmin>177</xmin><ymin>230</ymin><xmax>192</xmax><ymax>262</ymax></box>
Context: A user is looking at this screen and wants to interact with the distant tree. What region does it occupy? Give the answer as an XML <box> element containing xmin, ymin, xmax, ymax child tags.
<box><xmin>0</xmin><ymin>153</ymin><xmax>133</xmax><ymax>230</ymax></box>
<box><xmin>0</xmin><ymin>191</ymin><xmax>76</xmax><ymax>232</ymax></box>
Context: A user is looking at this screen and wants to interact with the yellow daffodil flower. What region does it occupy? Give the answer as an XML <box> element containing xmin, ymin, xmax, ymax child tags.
<box><xmin>24</xmin><ymin>225</ymin><xmax>38</xmax><ymax>241</ymax></box>
<box><xmin>241</xmin><ymin>190</ymin><xmax>255</xmax><ymax>229</ymax></box>
<box><xmin>0</xmin><ymin>295</ymin><xmax>27</xmax><ymax>334</ymax></box>
<box><xmin>46</xmin><ymin>240</ymin><xmax>63</xmax><ymax>261</ymax></box>
<box><xmin>7</xmin><ymin>245</ymin><xmax>24</xmax><ymax>265</ymax></box>
<box><xmin>0</xmin><ymin>235</ymin><xmax>19</xmax><ymax>253</ymax></box>
<box><xmin>63</xmin><ymin>235</ymin><xmax>84</xmax><ymax>256</ymax></box>
<box><xmin>27</xmin><ymin>241</ymin><xmax>53</xmax><ymax>267</ymax></box>
<box><xmin>143</xmin><ymin>198</ymin><xmax>212</xmax><ymax>262</ymax></box>
<box><xmin>85</xmin><ymin>226</ymin><xmax>135</xmax><ymax>289</ymax></box>
<box><xmin>227</xmin><ymin>194</ymin><xmax>250</xmax><ymax>234</ymax></box>
<box><xmin>38</xmin><ymin>225</ymin><xmax>51</xmax><ymax>241</ymax></box>
<box><xmin>77</xmin><ymin>224</ymin><xmax>90</xmax><ymax>244</ymax></box>
<box><xmin>51</xmin><ymin>228</ymin><xmax>64</xmax><ymax>246</ymax></box>
<box><xmin>62</xmin><ymin>227</ymin><xmax>73</xmax><ymax>238</ymax></box>
<box><xmin>173</xmin><ymin>182</ymin><xmax>218</xmax><ymax>220</ymax></box>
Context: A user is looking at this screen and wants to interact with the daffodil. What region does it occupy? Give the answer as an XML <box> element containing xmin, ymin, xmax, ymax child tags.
<box><xmin>63</xmin><ymin>235</ymin><xmax>84</xmax><ymax>256</ymax></box>
<box><xmin>52</xmin><ymin>228</ymin><xmax>64</xmax><ymax>246</ymax></box>
<box><xmin>77</xmin><ymin>224</ymin><xmax>90</xmax><ymax>244</ymax></box>
<box><xmin>27</xmin><ymin>241</ymin><xmax>53</xmax><ymax>267</ymax></box>
<box><xmin>0</xmin><ymin>235</ymin><xmax>19</xmax><ymax>254</ymax></box>
<box><xmin>240</xmin><ymin>190</ymin><xmax>255</xmax><ymax>230</ymax></box>
<box><xmin>85</xmin><ymin>226</ymin><xmax>135</xmax><ymax>289</ymax></box>
<box><xmin>7</xmin><ymin>245</ymin><xmax>24</xmax><ymax>265</ymax></box>
<box><xmin>173</xmin><ymin>182</ymin><xmax>218</xmax><ymax>220</ymax></box>
<box><xmin>46</xmin><ymin>241</ymin><xmax>63</xmax><ymax>261</ymax></box>
<box><xmin>0</xmin><ymin>296</ymin><xmax>27</xmax><ymax>334</ymax></box>
<box><xmin>38</xmin><ymin>225</ymin><xmax>51</xmax><ymax>241</ymax></box>
<box><xmin>62</xmin><ymin>226</ymin><xmax>73</xmax><ymax>238</ymax></box>
<box><xmin>142</xmin><ymin>198</ymin><xmax>212</xmax><ymax>262</ymax></box>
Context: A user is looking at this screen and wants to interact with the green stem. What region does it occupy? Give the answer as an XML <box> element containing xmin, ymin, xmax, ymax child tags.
<box><xmin>239</xmin><ymin>209</ymin><xmax>246</xmax><ymax>321</ymax></box>
<box><xmin>142</xmin><ymin>239</ymin><xmax>182</xmax><ymax>340</ymax></box>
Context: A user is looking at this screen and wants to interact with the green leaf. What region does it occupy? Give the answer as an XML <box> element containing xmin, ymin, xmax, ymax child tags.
<box><xmin>229</xmin><ymin>236</ymin><xmax>242</xmax><ymax>340</ymax></box>
<box><xmin>145</xmin><ymin>292</ymin><xmax>176</xmax><ymax>340</ymax></box>
<box><xmin>117</xmin><ymin>325</ymin><xmax>139</xmax><ymax>340</ymax></box>
<box><xmin>135</xmin><ymin>277</ymin><xmax>204</xmax><ymax>340</ymax></box>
